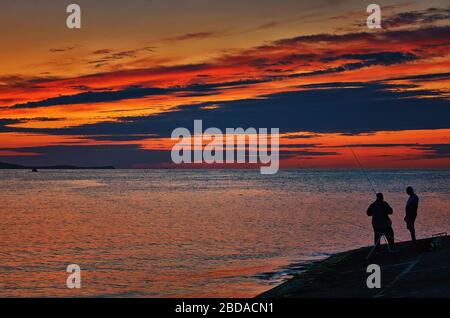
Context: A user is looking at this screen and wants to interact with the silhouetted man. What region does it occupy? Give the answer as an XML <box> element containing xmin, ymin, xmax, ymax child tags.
<box><xmin>405</xmin><ymin>186</ymin><xmax>419</xmax><ymax>242</ymax></box>
<box><xmin>367</xmin><ymin>193</ymin><xmax>395</xmax><ymax>250</ymax></box>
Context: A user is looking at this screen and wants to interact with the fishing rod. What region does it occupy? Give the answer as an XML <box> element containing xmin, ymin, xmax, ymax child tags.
<box><xmin>347</xmin><ymin>144</ymin><xmax>378</xmax><ymax>195</ymax></box>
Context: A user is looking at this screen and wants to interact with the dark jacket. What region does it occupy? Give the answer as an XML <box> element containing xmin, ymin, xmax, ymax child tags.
<box><xmin>406</xmin><ymin>194</ymin><xmax>419</xmax><ymax>219</ymax></box>
<box><xmin>367</xmin><ymin>200</ymin><xmax>393</xmax><ymax>229</ymax></box>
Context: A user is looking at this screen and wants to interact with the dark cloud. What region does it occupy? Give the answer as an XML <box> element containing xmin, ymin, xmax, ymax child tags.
<box><xmin>93</xmin><ymin>49</ymin><xmax>113</xmax><ymax>55</ymax></box>
<box><xmin>3</xmin><ymin>144</ymin><xmax>317</xmax><ymax>168</ymax></box>
<box><xmin>274</xmin><ymin>32</ymin><xmax>367</xmax><ymax>46</ymax></box>
<box><xmin>0</xmin><ymin>74</ymin><xmax>60</xmax><ymax>88</ymax></box>
<box><xmin>255</xmin><ymin>51</ymin><xmax>420</xmax><ymax>81</ymax></box>
<box><xmin>27</xmin><ymin>117</ymin><xmax>65</xmax><ymax>121</ymax></box>
<box><xmin>384</xmin><ymin>7</ymin><xmax>450</xmax><ymax>28</ymax></box>
<box><xmin>279</xmin><ymin>143</ymin><xmax>317</xmax><ymax>148</ymax></box>
<box><xmin>298</xmin><ymin>82</ymin><xmax>367</xmax><ymax>89</ymax></box>
<box><xmin>284</xmin><ymin>53</ymin><xmax>416</xmax><ymax>78</ymax></box>
<box><xmin>49</xmin><ymin>46</ymin><xmax>77</xmax><ymax>53</ymax></box>
<box><xmin>279</xmin><ymin>149</ymin><xmax>339</xmax><ymax>160</ymax></box>
<box><xmin>0</xmin><ymin>117</ymin><xmax>67</xmax><ymax>132</ymax></box>
<box><xmin>82</xmin><ymin>134</ymin><xmax>156</xmax><ymax>142</ymax></box>
<box><xmin>87</xmin><ymin>46</ymin><xmax>155</xmax><ymax>67</ymax></box>
<box><xmin>14</xmin><ymin>81</ymin><xmax>449</xmax><ymax>138</ymax></box>
<box><xmin>413</xmin><ymin>144</ymin><xmax>450</xmax><ymax>159</ymax></box>
<box><xmin>387</xmin><ymin>72</ymin><xmax>450</xmax><ymax>82</ymax></box>
<box><xmin>0</xmin><ymin>118</ymin><xmax>22</xmax><ymax>132</ymax></box>
<box><xmin>0</xmin><ymin>144</ymin><xmax>171</xmax><ymax>168</ymax></box>
<box><xmin>322</xmin><ymin>52</ymin><xmax>417</xmax><ymax>66</ymax></box>
<box><xmin>273</xmin><ymin>25</ymin><xmax>450</xmax><ymax>47</ymax></box>
<box><xmin>4</xmin><ymin>78</ymin><xmax>267</xmax><ymax>109</ymax></box>
<box><xmin>70</xmin><ymin>85</ymin><xmax>93</xmax><ymax>91</ymax></box>
<box><xmin>321</xmin><ymin>142</ymin><xmax>450</xmax><ymax>160</ymax></box>
<box><xmin>164</xmin><ymin>31</ymin><xmax>221</xmax><ymax>42</ymax></box>
<box><xmin>326</xmin><ymin>143</ymin><xmax>420</xmax><ymax>148</ymax></box>
<box><xmin>8</xmin><ymin>87</ymin><xmax>169</xmax><ymax>109</ymax></box>
<box><xmin>283</xmin><ymin>134</ymin><xmax>319</xmax><ymax>139</ymax></box>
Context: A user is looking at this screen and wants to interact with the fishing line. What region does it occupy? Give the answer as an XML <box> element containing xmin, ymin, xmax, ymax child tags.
<box><xmin>346</xmin><ymin>143</ymin><xmax>378</xmax><ymax>195</ymax></box>
<box><xmin>330</xmin><ymin>214</ymin><xmax>410</xmax><ymax>244</ymax></box>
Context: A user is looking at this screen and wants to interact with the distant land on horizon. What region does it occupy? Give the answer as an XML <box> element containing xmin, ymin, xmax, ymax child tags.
<box><xmin>1</xmin><ymin>161</ymin><xmax>449</xmax><ymax>171</ymax></box>
<box><xmin>0</xmin><ymin>161</ymin><xmax>115</xmax><ymax>170</ymax></box>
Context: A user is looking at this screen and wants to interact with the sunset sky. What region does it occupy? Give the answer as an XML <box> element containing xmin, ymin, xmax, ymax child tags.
<box><xmin>0</xmin><ymin>0</ymin><xmax>449</xmax><ymax>168</ymax></box>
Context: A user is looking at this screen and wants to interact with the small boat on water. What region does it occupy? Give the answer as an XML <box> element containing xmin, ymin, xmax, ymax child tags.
<box><xmin>31</xmin><ymin>168</ymin><xmax>38</xmax><ymax>172</ymax></box>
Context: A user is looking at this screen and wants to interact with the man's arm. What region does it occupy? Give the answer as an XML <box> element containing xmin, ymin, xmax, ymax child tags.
<box><xmin>412</xmin><ymin>196</ymin><xmax>419</xmax><ymax>211</ymax></box>
<box><xmin>385</xmin><ymin>202</ymin><xmax>393</xmax><ymax>215</ymax></box>
<box><xmin>367</xmin><ymin>204</ymin><xmax>373</xmax><ymax>216</ymax></box>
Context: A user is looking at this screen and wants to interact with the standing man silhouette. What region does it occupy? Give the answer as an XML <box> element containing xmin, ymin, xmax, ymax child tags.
<box><xmin>367</xmin><ymin>193</ymin><xmax>395</xmax><ymax>251</ymax></box>
<box><xmin>405</xmin><ymin>186</ymin><xmax>419</xmax><ymax>242</ymax></box>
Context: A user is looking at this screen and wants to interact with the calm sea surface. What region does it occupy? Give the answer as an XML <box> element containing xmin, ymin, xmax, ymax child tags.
<box><xmin>0</xmin><ymin>169</ymin><xmax>449</xmax><ymax>297</ymax></box>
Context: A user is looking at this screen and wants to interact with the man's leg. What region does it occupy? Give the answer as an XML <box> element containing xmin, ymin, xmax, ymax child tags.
<box><xmin>374</xmin><ymin>230</ymin><xmax>382</xmax><ymax>250</ymax></box>
<box><xmin>407</xmin><ymin>219</ymin><xmax>416</xmax><ymax>242</ymax></box>
<box><xmin>385</xmin><ymin>227</ymin><xmax>395</xmax><ymax>250</ymax></box>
